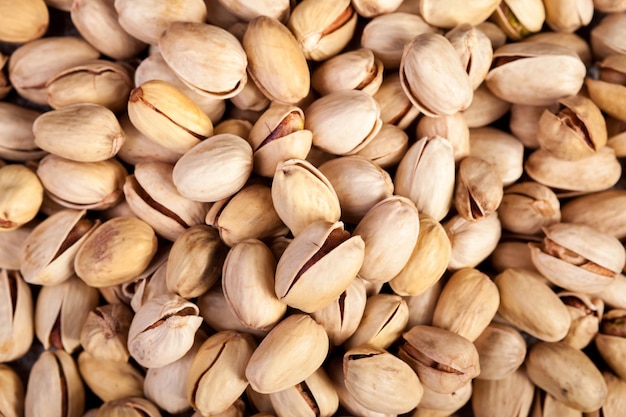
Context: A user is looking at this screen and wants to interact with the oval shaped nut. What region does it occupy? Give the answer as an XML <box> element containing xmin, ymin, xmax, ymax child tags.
<box><xmin>117</xmin><ymin>113</ymin><xmax>181</xmax><ymax>166</ymax></box>
<box><xmin>399</xmin><ymin>325</ymin><xmax>480</xmax><ymax>394</ymax></box>
<box><xmin>400</xmin><ymin>33</ymin><xmax>473</xmax><ymax>117</ymax></box>
<box><xmin>561</xmin><ymin>190</ymin><xmax>626</xmax><ymax>240</ymax></box>
<box><xmin>75</xmin><ymin>217</ymin><xmax>158</xmax><ymax>288</ymax></box>
<box><xmin>355</xmin><ymin>123</ymin><xmax>409</xmax><ymax>169</ymax></box>
<box><xmin>244</xmin><ymin>16</ymin><xmax>310</xmax><ymax>103</ymax></box>
<box><xmin>559</xmin><ymin>292</ymin><xmax>603</xmax><ymax>350</ymax></box>
<box><xmin>454</xmin><ymin>156</ymin><xmax>504</xmax><ymax>222</ymax></box>
<box><xmin>599</xmin><ymin>371</ymin><xmax>626</xmax><ymax>417</ymax></box>
<box><xmin>0</xmin><ymin>0</ymin><xmax>48</xmax><ymax>43</ymax></box>
<box><xmin>306</xmin><ymin>90</ymin><xmax>382</xmax><ymax>156</ymax></box>
<box><xmin>318</xmin><ymin>156</ymin><xmax>393</xmax><ymax>225</ymax></box>
<box><xmin>222</xmin><ymin>239</ymin><xmax>287</xmax><ymax>331</ymax></box>
<box><xmin>491</xmin><ymin>0</ymin><xmax>545</xmax><ymax>40</ymax></box>
<box><xmin>246</xmin><ymin>314</ymin><xmax>329</xmax><ymax>394</ymax></box>
<box><xmin>186</xmin><ymin>331</ymin><xmax>256</xmax><ymax>416</ymax></box>
<box><xmin>78</xmin><ymin>351</ymin><xmax>145</xmax><ymax>402</ymax></box>
<box><xmin>446</xmin><ymin>24</ymin><xmax>494</xmax><ymax>90</ymax></box>
<box><xmin>469</xmin><ymin>127</ymin><xmax>524</xmax><ymax>187</ymax></box>
<box><xmin>595</xmin><ymin>309</ymin><xmax>626</xmax><ymax>380</ymax></box>
<box><xmin>432</xmin><ymin>268</ymin><xmax>500</xmax><ymax>342</ymax></box>
<box><xmin>80</xmin><ymin>304</ymin><xmax>132</xmax><ymax>363</ymax></box>
<box><xmin>472</xmin><ymin>368</ymin><xmax>535</xmax><ymax>417</ymax></box>
<box><xmin>159</xmin><ymin>22</ymin><xmax>247</xmax><ymax>99</ymax></box>
<box><xmin>529</xmin><ymin>222</ymin><xmax>625</xmax><ymax>294</ymax></box>
<box><xmin>343</xmin><ymin>345</ymin><xmax>422</xmax><ymax>415</ymax></box>
<box><xmin>462</xmin><ymin>82</ymin><xmax>512</xmax><ymax>129</ymax></box>
<box><xmin>271</xmin><ymin>159</ymin><xmax>341</xmax><ymax>236</ymax></box>
<box><xmin>419</xmin><ymin>0</ymin><xmax>499</xmax><ymax>27</ymax></box>
<box><xmin>417</xmin><ymin>112</ymin><xmax>470</xmax><ymax>162</ymax></box>
<box><xmin>474</xmin><ymin>323</ymin><xmax>526</xmax><ymax>381</ymax></box>
<box><xmin>128</xmin><ymin>293</ymin><xmax>203</xmax><ymax>369</ymax></box>
<box><xmin>0</xmin><ymin>102</ymin><xmax>44</xmax><ymax>162</ymax></box>
<box><xmin>0</xmin><ymin>269</ymin><xmax>34</xmax><ymax>363</ymax></box>
<box><xmin>344</xmin><ymin>294</ymin><xmax>409</xmax><ymax>350</ymax></box>
<box><xmin>591</xmin><ymin>13</ymin><xmax>626</xmax><ymax>60</ymax></box>
<box><xmin>353</xmin><ymin>196</ymin><xmax>419</xmax><ymax>283</ymax></box>
<box><xmin>96</xmin><ymin>397</ymin><xmax>161</xmax><ymax>417</ymax></box>
<box><xmin>0</xmin><ymin>164</ymin><xmax>43</xmax><ymax>231</ymax></box>
<box><xmin>34</xmin><ymin>104</ymin><xmax>125</xmax><ymax>162</ymax></box>
<box><xmin>585</xmin><ymin>55</ymin><xmax>626</xmax><ymax>123</ymax></box>
<box><xmin>444</xmin><ymin>212</ymin><xmax>501</xmax><ymax>271</ymax></box>
<box><xmin>390</xmin><ymin>213</ymin><xmax>451</xmax><ymax>297</ymax></box>
<box><xmin>128</xmin><ymin>80</ymin><xmax>214</xmax><ymax>154</ymax></box>
<box><xmin>486</xmin><ymin>42</ymin><xmax>586</xmax><ymax>106</ymax></box>
<box><xmin>275</xmin><ymin>221</ymin><xmax>364</xmax><ymax>313</ymax></box>
<box><xmin>498</xmin><ymin>181</ymin><xmax>561</xmax><ymax>235</ymax></box>
<box><xmin>0</xmin><ymin>364</ymin><xmax>24</xmax><ymax>417</ymax></box>
<box><xmin>269</xmin><ymin>367</ymin><xmax>338</xmax><ymax>417</ymax></box>
<box><xmin>173</xmin><ymin>133</ymin><xmax>253</xmax><ymax>203</ymax></box>
<box><xmin>311</xmin><ymin>48</ymin><xmax>383</xmax><ymax>96</ymax></box>
<box><xmin>494</xmin><ymin>268</ymin><xmax>571</xmax><ymax>342</ymax></box>
<box><xmin>526</xmin><ymin>342</ymin><xmax>607</xmax><ymax>412</ymax></box>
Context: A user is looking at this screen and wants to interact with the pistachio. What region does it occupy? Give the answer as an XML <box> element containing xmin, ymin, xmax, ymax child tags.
<box><xmin>474</xmin><ymin>323</ymin><xmax>526</xmax><ymax>381</ymax></box>
<box><xmin>477</xmin><ymin>21</ymin><xmax>508</xmax><ymax>48</ymax></box>
<box><xmin>0</xmin><ymin>269</ymin><xmax>33</xmax><ymax>362</ymax></box>
<box><xmin>345</xmin><ymin>294</ymin><xmax>409</xmax><ymax>350</ymax></box>
<box><xmin>596</xmin><ymin>274</ymin><xmax>626</xmax><ymax>310</ymax></box>
<box><xmin>116</xmin><ymin>114</ymin><xmax>181</xmax><ymax>166</ymax></box>
<box><xmin>405</xmin><ymin>279</ymin><xmax>443</xmax><ymax>328</ymax></box>
<box><xmin>77</xmin><ymin>351</ymin><xmax>144</xmax><ymax>402</ymax></box>
<box><xmin>0</xmin><ymin>364</ymin><xmax>24</xmax><ymax>417</ymax></box>
<box><xmin>531</xmin><ymin>388</ymin><xmax>585</xmax><ymax>417</ymax></box>
<box><xmin>561</xmin><ymin>190</ymin><xmax>626</xmax><ymax>239</ymax></box>
<box><xmin>128</xmin><ymin>260</ymin><xmax>170</xmax><ymax>313</ymax></box>
<box><xmin>0</xmin><ymin>225</ymin><xmax>31</xmax><ymax>270</ymax></box>
<box><xmin>399</xmin><ymin>325</ymin><xmax>480</xmax><ymax>394</ymax></box>
<box><xmin>509</xmin><ymin>103</ymin><xmax>554</xmax><ymax>149</ymax></box>
<box><xmin>0</xmin><ymin>53</ymin><xmax>9</xmax><ymax>100</ymax></box>
<box><xmin>472</xmin><ymin>368</ymin><xmax>535</xmax><ymax>417</ymax></box>
<box><xmin>416</xmin><ymin>382</ymin><xmax>472</xmax><ymax>416</ymax></box>
<box><xmin>469</xmin><ymin>127</ymin><xmax>524</xmax><ymax>186</ymax></box>
<box><xmin>544</xmin><ymin>0</ymin><xmax>594</xmax><ymax>32</ymax></box>
<box><xmin>559</xmin><ymin>292</ymin><xmax>603</xmax><ymax>349</ymax></box>
<box><xmin>288</xmin><ymin>0</ymin><xmax>358</xmax><ymax>61</ymax></box>
<box><xmin>80</xmin><ymin>303</ymin><xmax>133</xmax><ymax>363</ymax></box>
<box><xmin>461</xmin><ymin>82</ymin><xmax>512</xmax><ymax>128</ymax></box>
<box><xmin>529</xmin><ymin>222</ymin><xmax>625</xmax><ymax>293</ymax></box>
<box><xmin>590</xmin><ymin>13</ymin><xmax>626</xmax><ymax>60</ymax></box>
<box><xmin>445</xmin><ymin>212</ymin><xmax>501</xmax><ymax>270</ymax></box>
<box><xmin>595</xmin><ymin>309</ymin><xmax>626</xmax><ymax>380</ymax></box>
<box><xmin>454</xmin><ymin>156</ymin><xmax>504</xmax><ymax>222</ymax></box>
<box><xmin>491</xmin><ymin>239</ymin><xmax>544</xmax><ymax>276</ymax></box>
<box><xmin>269</xmin><ymin>367</ymin><xmax>339</xmax><ymax>417</ymax></box>
<box><xmin>96</xmin><ymin>397</ymin><xmax>161</xmax><ymax>417</ymax></box>
<box><xmin>524</xmin><ymin>32</ymin><xmax>593</xmax><ymax>65</ymax></box>
<box><xmin>172</xmin><ymin>133</ymin><xmax>253</xmax><ymax>203</ymax></box>
<box><xmin>498</xmin><ymin>182</ymin><xmax>561</xmax><ymax>235</ymax></box>
<box><xmin>0</xmin><ymin>0</ymin><xmax>48</xmax><ymax>43</ymax></box>
<box><xmin>585</xmin><ymin>54</ymin><xmax>626</xmax><ymax>122</ymax></box>
<box><xmin>245</xmin><ymin>314</ymin><xmax>329</xmax><ymax>394</ymax></box>
<box><xmin>275</xmin><ymin>220</ymin><xmax>364</xmax><ymax>313</ymax></box>
<box><xmin>34</xmin><ymin>103</ymin><xmax>125</xmax><ymax>162</ymax></box>
<box><xmin>0</xmin><ymin>164</ymin><xmax>43</xmax><ymax>231</ymax></box>
<box><xmin>214</xmin><ymin>119</ymin><xmax>253</xmax><ymax>138</ymax></box>
<box><xmin>127</xmin><ymin>293</ymin><xmax>203</xmax><ymax>368</ymax></box>
<box><xmin>311</xmin><ymin>48</ymin><xmax>384</xmax><ymax>96</ymax></box>
<box><xmin>490</xmin><ymin>0</ymin><xmax>546</xmax><ymax>39</ymax></box>
<box><xmin>354</xmin><ymin>123</ymin><xmax>409</xmax><ymax>169</ymax></box>
<box><xmin>446</xmin><ymin>24</ymin><xmax>494</xmax><ymax>90</ymax></box>
<box><xmin>593</xmin><ymin>0</ymin><xmax>626</xmax><ymax>11</ymax></box>
<box><xmin>231</xmin><ymin>77</ymin><xmax>271</xmax><ymax>112</ymax></box>
<box><xmin>344</xmin><ymin>344</ymin><xmax>423</xmax><ymax>414</ymax></box>
<box><xmin>594</xmin><ymin>371</ymin><xmax>626</xmax><ymax>417</ymax></box>
<box><xmin>0</xmin><ymin>103</ymin><xmax>45</xmax><ymax>162</ymax></box>
<box><xmin>217</xmin><ymin>0</ymin><xmax>290</xmax><ymax>21</ymax></box>
<box><xmin>373</xmin><ymin>72</ymin><xmax>420</xmax><ymax>129</ymax></box>
<box><xmin>416</xmin><ymin>113</ymin><xmax>470</xmax><ymax>162</ymax></box>
<box><xmin>419</xmin><ymin>0</ymin><xmax>500</xmax><ymax>27</ymax></box>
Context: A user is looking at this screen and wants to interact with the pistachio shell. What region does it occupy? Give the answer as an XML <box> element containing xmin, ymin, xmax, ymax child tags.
<box><xmin>0</xmin><ymin>364</ymin><xmax>24</xmax><ymax>417</ymax></box>
<box><xmin>80</xmin><ymin>303</ymin><xmax>132</xmax><ymax>363</ymax></box>
<box><xmin>0</xmin><ymin>0</ymin><xmax>48</xmax><ymax>43</ymax></box>
<box><xmin>0</xmin><ymin>269</ymin><xmax>33</xmax><ymax>362</ymax></box>
<box><xmin>0</xmin><ymin>103</ymin><xmax>44</xmax><ymax>162</ymax></box>
<box><xmin>472</xmin><ymin>368</ymin><xmax>534</xmax><ymax>417</ymax></box>
<box><xmin>419</xmin><ymin>0</ymin><xmax>500</xmax><ymax>27</ymax></box>
<box><xmin>0</xmin><ymin>164</ymin><xmax>43</xmax><ymax>230</ymax></box>
<box><xmin>345</xmin><ymin>294</ymin><xmax>409</xmax><ymax>350</ymax></box>
<box><xmin>78</xmin><ymin>351</ymin><xmax>144</xmax><ymax>402</ymax></box>
<box><xmin>474</xmin><ymin>323</ymin><xmax>526</xmax><ymax>380</ymax></box>
<box><xmin>269</xmin><ymin>367</ymin><xmax>339</xmax><ymax>417</ymax></box>
<box><xmin>561</xmin><ymin>190</ymin><xmax>626</xmax><ymax>239</ymax></box>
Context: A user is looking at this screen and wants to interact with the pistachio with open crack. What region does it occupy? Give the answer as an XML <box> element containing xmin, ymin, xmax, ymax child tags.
<box><xmin>0</xmin><ymin>103</ymin><xmax>45</xmax><ymax>162</ymax></box>
<box><xmin>416</xmin><ymin>113</ymin><xmax>470</xmax><ymax>162</ymax></box>
<box><xmin>354</xmin><ymin>123</ymin><xmax>409</xmax><ymax>169</ymax></box>
<box><xmin>312</xmin><ymin>48</ymin><xmax>384</xmax><ymax>96</ymax></box>
<box><xmin>446</xmin><ymin>24</ymin><xmax>494</xmax><ymax>90</ymax></box>
<box><xmin>559</xmin><ymin>292</ymin><xmax>603</xmax><ymax>349</ymax></box>
<box><xmin>454</xmin><ymin>156</ymin><xmax>503</xmax><ymax>222</ymax></box>
<box><xmin>80</xmin><ymin>303</ymin><xmax>132</xmax><ymax>363</ymax></box>
<box><xmin>529</xmin><ymin>222</ymin><xmax>625</xmax><ymax>293</ymax></box>
<box><xmin>77</xmin><ymin>351</ymin><xmax>144</xmax><ymax>402</ymax></box>
<box><xmin>595</xmin><ymin>309</ymin><xmax>626</xmax><ymax>380</ymax></box>
<box><xmin>269</xmin><ymin>367</ymin><xmax>338</xmax><ymax>417</ymax></box>
<box><xmin>0</xmin><ymin>364</ymin><xmax>24</xmax><ymax>417</ymax></box>
<box><xmin>585</xmin><ymin>54</ymin><xmax>626</xmax><ymax>122</ymax></box>
<box><xmin>345</xmin><ymin>294</ymin><xmax>408</xmax><ymax>350</ymax></box>
<box><xmin>490</xmin><ymin>0</ymin><xmax>545</xmax><ymax>39</ymax></box>
<box><xmin>399</xmin><ymin>325</ymin><xmax>480</xmax><ymax>394</ymax></box>
<box><xmin>474</xmin><ymin>323</ymin><xmax>526</xmax><ymax>381</ymax></box>
<box><xmin>373</xmin><ymin>72</ymin><xmax>420</xmax><ymax>129</ymax></box>
<box><xmin>498</xmin><ymin>182</ymin><xmax>561</xmax><ymax>235</ymax></box>
<box><xmin>419</xmin><ymin>0</ymin><xmax>499</xmax><ymax>27</ymax></box>
<box><xmin>275</xmin><ymin>220</ymin><xmax>364</xmax><ymax>313</ymax></box>
<box><xmin>0</xmin><ymin>269</ymin><xmax>33</xmax><ymax>363</ymax></box>
<box><xmin>0</xmin><ymin>164</ymin><xmax>43</xmax><ymax>231</ymax></box>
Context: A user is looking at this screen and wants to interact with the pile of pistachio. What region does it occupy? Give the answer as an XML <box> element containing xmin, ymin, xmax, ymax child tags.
<box><xmin>2</xmin><ymin>0</ymin><xmax>626</xmax><ymax>416</ymax></box>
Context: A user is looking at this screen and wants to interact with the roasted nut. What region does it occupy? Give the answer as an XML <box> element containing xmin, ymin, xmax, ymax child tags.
<box><xmin>80</xmin><ymin>303</ymin><xmax>133</xmax><ymax>363</ymax></box>
<box><xmin>345</xmin><ymin>294</ymin><xmax>409</xmax><ymax>350</ymax></box>
<box><xmin>0</xmin><ymin>164</ymin><xmax>43</xmax><ymax>231</ymax></box>
<box><xmin>0</xmin><ymin>269</ymin><xmax>33</xmax><ymax>363</ymax></box>
<box><xmin>444</xmin><ymin>212</ymin><xmax>501</xmax><ymax>270</ymax></box>
<box><xmin>454</xmin><ymin>156</ymin><xmax>503</xmax><ymax>222</ymax></box>
<box><xmin>420</xmin><ymin>0</ymin><xmax>500</xmax><ymax>27</ymax></box>
<box><xmin>78</xmin><ymin>351</ymin><xmax>144</xmax><ymax>402</ymax></box>
<box><xmin>0</xmin><ymin>364</ymin><xmax>24</xmax><ymax>417</ymax></box>
<box><xmin>0</xmin><ymin>0</ymin><xmax>48</xmax><ymax>43</ymax></box>
<box><xmin>490</xmin><ymin>0</ymin><xmax>546</xmax><ymax>39</ymax></box>
<box><xmin>0</xmin><ymin>103</ymin><xmax>45</xmax><ymax>162</ymax></box>
<box><xmin>469</xmin><ymin>127</ymin><xmax>525</xmax><ymax>186</ymax></box>
<box><xmin>559</xmin><ymin>292</ymin><xmax>603</xmax><ymax>349</ymax></box>
<box><xmin>498</xmin><ymin>182</ymin><xmax>561</xmax><ymax>235</ymax></box>
<box><xmin>472</xmin><ymin>369</ymin><xmax>535</xmax><ymax>417</ymax></box>
<box><xmin>474</xmin><ymin>323</ymin><xmax>526</xmax><ymax>381</ymax></box>
<box><xmin>595</xmin><ymin>309</ymin><xmax>626</xmax><ymax>380</ymax></box>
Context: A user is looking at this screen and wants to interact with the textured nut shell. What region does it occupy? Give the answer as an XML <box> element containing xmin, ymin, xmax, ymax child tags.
<box><xmin>96</xmin><ymin>397</ymin><xmax>161</xmax><ymax>417</ymax></box>
<box><xmin>173</xmin><ymin>134</ymin><xmax>253</xmax><ymax>203</ymax></box>
<box><xmin>245</xmin><ymin>314</ymin><xmax>329</xmax><ymax>394</ymax></box>
<box><xmin>472</xmin><ymin>368</ymin><xmax>535</xmax><ymax>417</ymax></box>
<box><xmin>0</xmin><ymin>0</ymin><xmax>48</xmax><ymax>43</ymax></box>
<box><xmin>561</xmin><ymin>190</ymin><xmax>626</xmax><ymax>239</ymax></box>
<box><xmin>469</xmin><ymin>127</ymin><xmax>524</xmax><ymax>187</ymax></box>
<box><xmin>311</xmin><ymin>48</ymin><xmax>384</xmax><ymax>96</ymax></box>
<box><xmin>0</xmin><ymin>102</ymin><xmax>44</xmax><ymax>162</ymax></box>
<box><xmin>417</xmin><ymin>112</ymin><xmax>470</xmax><ymax>161</ymax></box>
<box><xmin>446</xmin><ymin>24</ymin><xmax>494</xmax><ymax>90</ymax></box>
<box><xmin>445</xmin><ymin>212</ymin><xmax>501</xmax><ymax>271</ymax></box>
<box><xmin>269</xmin><ymin>367</ymin><xmax>339</xmax><ymax>417</ymax></box>
<box><xmin>117</xmin><ymin>113</ymin><xmax>182</xmax><ymax>166</ymax></box>
<box><xmin>80</xmin><ymin>304</ymin><xmax>132</xmax><ymax>363</ymax></box>
<box><xmin>0</xmin><ymin>226</ymin><xmax>31</xmax><ymax>270</ymax></box>
<box><xmin>0</xmin><ymin>364</ymin><xmax>24</xmax><ymax>417</ymax></box>
<box><xmin>419</xmin><ymin>0</ymin><xmax>500</xmax><ymax>27</ymax></box>
<box><xmin>596</xmin><ymin>332</ymin><xmax>626</xmax><ymax>381</ymax></box>
<box><xmin>474</xmin><ymin>323</ymin><xmax>526</xmax><ymax>380</ymax></box>
<box><xmin>585</xmin><ymin>55</ymin><xmax>626</xmax><ymax>122</ymax></box>
<box><xmin>0</xmin><ymin>164</ymin><xmax>43</xmax><ymax>230</ymax></box>
<box><xmin>498</xmin><ymin>181</ymin><xmax>561</xmax><ymax>235</ymax></box>
<box><xmin>355</xmin><ymin>123</ymin><xmax>409</xmax><ymax>168</ymax></box>
<box><xmin>78</xmin><ymin>352</ymin><xmax>144</xmax><ymax>402</ymax></box>
<box><xmin>0</xmin><ymin>270</ymin><xmax>34</xmax><ymax>362</ymax></box>
<box><xmin>454</xmin><ymin>156</ymin><xmax>504</xmax><ymax>222</ymax></box>
<box><xmin>462</xmin><ymin>82</ymin><xmax>512</xmax><ymax>129</ymax></box>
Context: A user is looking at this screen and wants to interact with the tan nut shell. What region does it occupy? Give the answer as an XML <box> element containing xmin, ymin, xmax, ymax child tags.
<box><xmin>474</xmin><ymin>323</ymin><xmax>527</xmax><ymax>380</ymax></box>
<box><xmin>0</xmin><ymin>0</ymin><xmax>48</xmax><ymax>43</ymax></box>
<box><xmin>419</xmin><ymin>0</ymin><xmax>500</xmax><ymax>27</ymax></box>
<box><xmin>0</xmin><ymin>164</ymin><xmax>43</xmax><ymax>230</ymax></box>
<box><xmin>78</xmin><ymin>351</ymin><xmax>144</xmax><ymax>402</ymax></box>
<box><xmin>0</xmin><ymin>270</ymin><xmax>33</xmax><ymax>363</ymax></box>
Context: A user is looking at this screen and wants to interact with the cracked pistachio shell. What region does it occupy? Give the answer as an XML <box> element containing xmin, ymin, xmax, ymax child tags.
<box><xmin>537</xmin><ymin>95</ymin><xmax>607</xmax><ymax>161</ymax></box>
<box><xmin>420</xmin><ymin>0</ymin><xmax>499</xmax><ymax>27</ymax></box>
<box><xmin>275</xmin><ymin>220</ymin><xmax>364</xmax><ymax>313</ymax></box>
<box><xmin>187</xmin><ymin>331</ymin><xmax>256</xmax><ymax>416</ymax></box>
<box><xmin>498</xmin><ymin>182</ymin><xmax>561</xmax><ymax>235</ymax></box>
<box><xmin>0</xmin><ymin>225</ymin><xmax>31</xmax><ymax>270</ymax></box>
<box><xmin>223</xmin><ymin>239</ymin><xmax>286</xmax><ymax>331</ymax></box>
<box><xmin>25</xmin><ymin>350</ymin><xmax>85</xmax><ymax>417</ymax></box>
<box><xmin>96</xmin><ymin>397</ymin><xmax>161</xmax><ymax>417</ymax></box>
<box><xmin>400</xmin><ymin>325</ymin><xmax>479</xmax><ymax>394</ymax></box>
<box><xmin>75</xmin><ymin>217</ymin><xmax>157</xmax><ymax>287</ymax></box>
<box><xmin>591</xmin><ymin>14</ymin><xmax>626</xmax><ymax>60</ymax></box>
<box><xmin>373</xmin><ymin>72</ymin><xmax>420</xmax><ymax>130</ymax></box>
<box><xmin>246</xmin><ymin>314</ymin><xmax>329</xmax><ymax>394</ymax></box>
<box><xmin>524</xmin><ymin>32</ymin><xmax>592</xmax><ymax>65</ymax></box>
<box><xmin>311</xmin><ymin>278</ymin><xmax>367</xmax><ymax>346</ymax></box>
<box><xmin>306</xmin><ymin>90</ymin><xmax>382</xmax><ymax>156</ymax></box>
<box><xmin>35</xmin><ymin>276</ymin><xmax>99</xmax><ymax>353</ymax></box>
<box><xmin>288</xmin><ymin>0</ymin><xmax>357</xmax><ymax>61</ymax></box>
<box><xmin>71</xmin><ymin>0</ymin><xmax>146</xmax><ymax>60</ymax></box>
<box><xmin>244</xmin><ymin>16</ymin><xmax>310</xmax><ymax>103</ymax></box>
<box><xmin>525</xmin><ymin>147</ymin><xmax>621</xmax><ymax>196</ymax></box>
<box><xmin>271</xmin><ymin>159</ymin><xmax>341</xmax><ymax>236</ymax></box>
<box><xmin>128</xmin><ymin>293</ymin><xmax>203</xmax><ymax>368</ymax></box>
<box><xmin>124</xmin><ymin>161</ymin><xmax>209</xmax><ymax>241</ymax></box>
<box><xmin>529</xmin><ymin>222</ymin><xmax>625</xmax><ymax>293</ymax></box>
<box><xmin>462</xmin><ymin>82</ymin><xmax>512</xmax><ymax>128</ymax></box>
<box><xmin>469</xmin><ymin>127</ymin><xmax>524</xmax><ymax>186</ymax></box>
<box><xmin>0</xmin><ymin>103</ymin><xmax>45</xmax><ymax>162</ymax></box>
<box><xmin>389</xmin><ymin>213</ymin><xmax>451</xmax><ymax>296</ymax></box>
<box><xmin>318</xmin><ymin>155</ymin><xmax>393</xmax><ymax>224</ymax></box>
<box><xmin>433</xmin><ymin>268</ymin><xmax>499</xmax><ymax>342</ymax></box>
<box><xmin>446</xmin><ymin>24</ymin><xmax>494</xmax><ymax>90</ymax></box>
<box><xmin>474</xmin><ymin>323</ymin><xmax>526</xmax><ymax>381</ymax></box>
<box><xmin>8</xmin><ymin>36</ymin><xmax>100</xmax><ymax>105</ymax></box>
<box><xmin>34</xmin><ymin>103</ymin><xmax>125</xmax><ymax>162</ymax></box>
<box><xmin>214</xmin><ymin>119</ymin><xmax>253</xmax><ymax>138</ymax></box>
<box><xmin>166</xmin><ymin>225</ymin><xmax>227</xmax><ymax>298</ymax></box>
<box><xmin>544</xmin><ymin>0</ymin><xmax>593</xmax><ymax>32</ymax></box>
<box><xmin>117</xmin><ymin>114</ymin><xmax>181</xmax><ymax>166</ymax></box>
<box><xmin>78</xmin><ymin>351</ymin><xmax>144</xmax><ymax>402</ymax></box>
<box><xmin>0</xmin><ymin>364</ymin><xmax>23</xmax><ymax>417</ymax></box>
<box><xmin>125</xmin><ymin>250</ymin><xmax>170</xmax><ymax>312</ymax></box>
<box><xmin>400</xmin><ymin>33</ymin><xmax>473</xmax><ymax>117</ymax></box>
<box><xmin>417</xmin><ymin>113</ymin><xmax>470</xmax><ymax>162</ymax></box>
<box><xmin>490</xmin><ymin>0</ymin><xmax>545</xmax><ymax>39</ymax></box>
<box><xmin>159</xmin><ymin>22</ymin><xmax>247</xmax><ymax>99</ymax></box>
<box><xmin>395</xmin><ymin>135</ymin><xmax>455</xmax><ymax>221</ymax></box>
<box><xmin>495</xmin><ymin>268</ymin><xmax>571</xmax><ymax>342</ymax></box>
<box><xmin>114</xmin><ymin>0</ymin><xmax>206</xmax><ymax>45</ymax></box>
<box><xmin>586</xmin><ymin>55</ymin><xmax>626</xmax><ymax>122</ymax></box>
<box><xmin>361</xmin><ymin>13</ymin><xmax>438</xmax><ymax>70</ymax></box>
<box><xmin>311</xmin><ymin>48</ymin><xmax>384</xmax><ymax>96</ymax></box>
<box><xmin>454</xmin><ymin>156</ymin><xmax>503</xmax><ymax>222</ymax></box>
<box><xmin>355</xmin><ymin>123</ymin><xmax>409</xmax><ymax>169</ymax></box>
<box><xmin>344</xmin><ymin>345</ymin><xmax>422</xmax><ymax>414</ymax></box>
<box><xmin>128</xmin><ymin>80</ymin><xmax>213</xmax><ymax>154</ymax></box>
<box><xmin>445</xmin><ymin>212</ymin><xmax>501</xmax><ymax>270</ymax></box>
<box><xmin>486</xmin><ymin>42</ymin><xmax>585</xmax><ymax>106</ymax></box>
<box><xmin>526</xmin><ymin>342</ymin><xmax>606</xmax><ymax>412</ymax></box>
<box><xmin>561</xmin><ymin>190</ymin><xmax>626</xmax><ymax>239</ymax></box>
<box><xmin>0</xmin><ymin>54</ymin><xmax>8</xmax><ymax>100</ymax></box>
<box><xmin>247</xmin><ymin>105</ymin><xmax>313</xmax><ymax>178</ymax></box>
<box><xmin>0</xmin><ymin>0</ymin><xmax>48</xmax><ymax>43</ymax></box>
<box><xmin>559</xmin><ymin>292</ymin><xmax>603</xmax><ymax>349</ymax></box>
<box><xmin>353</xmin><ymin>196</ymin><xmax>419</xmax><ymax>283</ymax></box>
<box><xmin>0</xmin><ymin>269</ymin><xmax>33</xmax><ymax>362</ymax></box>
<box><xmin>596</xmin><ymin>309</ymin><xmax>626</xmax><ymax>380</ymax></box>
<box><xmin>345</xmin><ymin>294</ymin><xmax>409</xmax><ymax>350</ymax></box>
<box><xmin>472</xmin><ymin>368</ymin><xmax>535</xmax><ymax>417</ymax></box>
<box><xmin>206</xmin><ymin>184</ymin><xmax>286</xmax><ymax>247</ymax></box>
<box><xmin>0</xmin><ymin>164</ymin><xmax>43</xmax><ymax>231</ymax></box>
<box><xmin>269</xmin><ymin>367</ymin><xmax>338</xmax><ymax>417</ymax></box>
<box><xmin>173</xmin><ymin>133</ymin><xmax>253</xmax><ymax>203</ymax></box>
<box><xmin>80</xmin><ymin>303</ymin><xmax>132</xmax><ymax>363</ymax></box>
